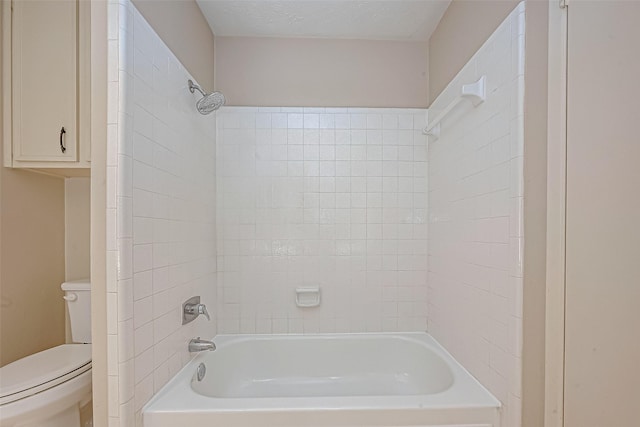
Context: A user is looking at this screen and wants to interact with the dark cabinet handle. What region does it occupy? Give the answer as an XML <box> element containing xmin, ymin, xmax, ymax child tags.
<box><xmin>60</xmin><ymin>127</ymin><xmax>66</xmax><ymax>153</ymax></box>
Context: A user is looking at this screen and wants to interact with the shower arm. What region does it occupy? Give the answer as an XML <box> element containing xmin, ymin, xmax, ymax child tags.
<box><xmin>188</xmin><ymin>79</ymin><xmax>207</xmax><ymax>97</ymax></box>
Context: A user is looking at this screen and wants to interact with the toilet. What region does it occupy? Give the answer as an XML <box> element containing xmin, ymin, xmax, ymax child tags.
<box><xmin>0</xmin><ymin>279</ymin><xmax>92</xmax><ymax>427</ymax></box>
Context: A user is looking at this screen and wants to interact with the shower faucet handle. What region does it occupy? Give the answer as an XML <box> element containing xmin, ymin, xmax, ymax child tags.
<box><xmin>197</xmin><ymin>304</ymin><xmax>211</xmax><ymax>321</ymax></box>
<box><xmin>182</xmin><ymin>296</ymin><xmax>211</xmax><ymax>324</ymax></box>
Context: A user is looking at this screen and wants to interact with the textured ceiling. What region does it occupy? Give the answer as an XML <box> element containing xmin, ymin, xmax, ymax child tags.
<box><xmin>196</xmin><ymin>1</ymin><xmax>451</xmax><ymax>41</ymax></box>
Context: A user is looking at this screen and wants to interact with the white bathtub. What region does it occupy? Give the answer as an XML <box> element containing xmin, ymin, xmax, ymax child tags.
<box><xmin>143</xmin><ymin>333</ymin><xmax>501</xmax><ymax>427</ymax></box>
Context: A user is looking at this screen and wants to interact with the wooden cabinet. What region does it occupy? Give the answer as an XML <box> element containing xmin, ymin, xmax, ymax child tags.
<box><xmin>2</xmin><ymin>0</ymin><xmax>90</xmax><ymax>174</ymax></box>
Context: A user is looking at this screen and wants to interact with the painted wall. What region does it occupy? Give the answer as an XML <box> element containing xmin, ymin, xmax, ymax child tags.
<box><xmin>520</xmin><ymin>2</ymin><xmax>548</xmax><ymax>426</ymax></box>
<box><xmin>130</xmin><ymin>0</ymin><xmax>215</xmax><ymax>92</ymax></box>
<box><xmin>106</xmin><ymin>1</ymin><xmax>217</xmax><ymax>424</ymax></box>
<box><xmin>214</xmin><ymin>37</ymin><xmax>429</xmax><ymax>108</ymax></box>
<box><xmin>66</xmin><ymin>177</ymin><xmax>91</xmax><ymax>281</ymax></box>
<box><xmin>216</xmin><ymin>107</ymin><xmax>428</xmax><ymax>333</ymax></box>
<box><xmin>428</xmin><ymin>0</ymin><xmax>519</xmax><ymax>103</ymax></box>
<box><xmin>0</xmin><ymin>166</ymin><xmax>66</xmax><ymax>366</ymax></box>
<box><xmin>564</xmin><ymin>3</ymin><xmax>640</xmax><ymax>426</ymax></box>
<box><xmin>90</xmin><ymin>1</ymin><xmax>109</xmax><ymax>424</ymax></box>
<box><xmin>426</xmin><ymin>4</ymin><xmax>525</xmax><ymax>425</ymax></box>
<box><xmin>0</xmin><ymin>3</ymin><xmax>66</xmax><ymax>368</ymax></box>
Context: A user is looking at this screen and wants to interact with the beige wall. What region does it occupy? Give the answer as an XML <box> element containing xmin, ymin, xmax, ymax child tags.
<box><xmin>0</xmin><ymin>3</ymin><xmax>67</xmax><ymax>367</ymax></box>
<box><xmin>63</xmin><ymin>177</ymin><xmax>89</xmax><ymax>343</ymax></box>
<box><xmin>428</xmin><ymin>0</ymin><xmax>519</xmax><ymax>103</ymax></box>
<box><xmin>0</xmin><ymin>168</ymin><xmax>67</xmax><ymax>367</ymax></box>
<box><xmin>564</xmin><ymin>3</ymin><xmax>640</xmax><ymax>426</ymax></box>
<box><xmin>131</xmin><ymin>0</ymin><xmax>215</xmax><ymax>91</ymax></box>
<box><xmin>521</xmin><ymin>2</ymin><xmax>548</xmax><ymax>427</ymax></box>
<box><xmin>65</xmin><ymin>177</ymin><xmax>91</xmax><ymax>281</ymax></box>
<box><xmin>214</xmin><ymin>36</ymin><xmax>429</xmax><ymax>107</ymax></box>
<box><xmin>0</xmin><ymin>164</ymin><xmax>66</xmax><ymax>367</ymax></box>
<box><xmin>90</xmin><ymin>1</ymin><xmax>108</xmax><ymax>425</ymax></box>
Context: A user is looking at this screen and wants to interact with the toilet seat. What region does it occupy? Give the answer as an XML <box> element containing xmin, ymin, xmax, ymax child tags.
<box><xmin>0</xmin><ymin>344</ymin><xmax>92</xmax><ymax>406</ymax></box>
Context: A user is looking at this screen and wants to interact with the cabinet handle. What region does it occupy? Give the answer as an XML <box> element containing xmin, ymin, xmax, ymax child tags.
<box><xmin>59</xmin><ymin>127</ymin><xmax>66</xmax><ymax>153</ymax></box>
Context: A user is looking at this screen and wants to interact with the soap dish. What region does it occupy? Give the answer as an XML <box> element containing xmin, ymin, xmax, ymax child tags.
<box><xmin>295</xmin><ymin>287</ymin><xmax>321</xmax><ymax>308</ymax></box>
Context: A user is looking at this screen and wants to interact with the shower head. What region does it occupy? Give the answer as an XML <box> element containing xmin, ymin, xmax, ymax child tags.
<box><xmin>188</xmin><ymin>79</ymin><xmax>225</xmax><ymax>114</ymax></box>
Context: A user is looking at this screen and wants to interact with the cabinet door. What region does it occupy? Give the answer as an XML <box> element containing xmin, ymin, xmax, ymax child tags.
<box><xmin>12</xmin><ymin>0</ymin><xmax>78</xmax><ymax>162</ymax></box>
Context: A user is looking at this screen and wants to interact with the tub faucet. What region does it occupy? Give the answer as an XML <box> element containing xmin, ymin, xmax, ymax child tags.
<box><xmin>189</xmin><ymin>337</ymin><xmax>216</xmax><ymax>353</ymax></box>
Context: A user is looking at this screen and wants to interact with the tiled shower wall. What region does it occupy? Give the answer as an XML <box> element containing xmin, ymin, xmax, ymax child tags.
<box><xmin>427</xmin><ymin>3</ymin><xmax>525</xmax><ymax>426</ymax></box>
<box><xmin>216</xmin><ymin>107</ymin><xmax>428</xmax><ymax>333</ymax></box>
<box><xmin>106</xmin><ymin>1</ymin><xmax>217</xmax><ymax>425</ymax></box>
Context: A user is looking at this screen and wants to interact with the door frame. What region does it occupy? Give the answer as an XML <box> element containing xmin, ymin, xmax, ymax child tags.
<box><xmin>545</xmin><ymin>1</ymin><xmax>568</xmax><ymax>426</ymax></box>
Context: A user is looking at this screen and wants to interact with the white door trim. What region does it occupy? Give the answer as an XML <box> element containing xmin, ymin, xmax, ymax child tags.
<box><xmin>545</xmin><ymin>1</ymin><xmax>568</xmax><ymax>426</ymax></box>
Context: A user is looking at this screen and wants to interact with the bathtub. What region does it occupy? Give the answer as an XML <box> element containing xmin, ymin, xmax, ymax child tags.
<box><xmin>143</xmin><ymin>333</ymin><xmax>501</xmax><ymax>427</ymax></box>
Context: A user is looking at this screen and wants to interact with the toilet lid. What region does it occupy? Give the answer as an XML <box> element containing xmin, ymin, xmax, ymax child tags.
<box><xmin>0</xmin><ymin>344</ymin><xmax>91</xmax><ymax>405</ymax></box>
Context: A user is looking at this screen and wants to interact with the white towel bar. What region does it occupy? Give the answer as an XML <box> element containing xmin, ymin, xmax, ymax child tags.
<box><xmin>423</xmin><ymin>75</ymin><xmax>486</xmax><ymax>139</ymax></box>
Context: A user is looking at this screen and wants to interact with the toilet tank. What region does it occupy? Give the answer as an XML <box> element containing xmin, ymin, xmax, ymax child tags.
<box><xmin>61</xmin><ymin>279</ymin><xmax>91</xmax><ymax>344</ymax></box>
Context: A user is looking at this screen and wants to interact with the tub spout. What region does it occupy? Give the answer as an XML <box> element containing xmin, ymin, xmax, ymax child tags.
<box><xmin>189</xmin><ymin>337</ymin><xmax>216</xmax><ymax>353</ymax></box>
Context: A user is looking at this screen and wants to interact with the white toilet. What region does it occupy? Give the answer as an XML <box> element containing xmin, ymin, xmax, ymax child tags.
<box><xmin>0</xmin><ymin>279</ymin><xmax>92</xmax><ymax>427</ymax></box>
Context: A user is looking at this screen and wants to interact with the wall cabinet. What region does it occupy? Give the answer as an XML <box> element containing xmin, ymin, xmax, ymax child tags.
<box><xmin>2</xmin><ymin>0</ymin><xmax>90</xmax><ymax>174</ymax></box>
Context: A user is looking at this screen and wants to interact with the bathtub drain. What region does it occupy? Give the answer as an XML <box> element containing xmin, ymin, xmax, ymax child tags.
<box><xmin>196</xmin><ymin>363</ymin><xmax>206</xmax><ymax>382</ymax></box>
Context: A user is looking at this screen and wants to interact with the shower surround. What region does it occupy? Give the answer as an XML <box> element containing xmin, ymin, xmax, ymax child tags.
<box><xmin>104</xmin><ymin>0</ymin><xmax>528</xmax><ymax>425</ymax></box>
<box><xmin>106</xmin><ymin>1</ymin><xmax>217</xmax><ymax>425</ymax></box>
<box><xmin>215</xmin><ymin>107</ymin><xmax>429</xmax><ymax>334</ymax></box>
<box><xmin>427</xmin><ymin>3</ymin><xmax>526</xmax><ymax>426</ymax></box>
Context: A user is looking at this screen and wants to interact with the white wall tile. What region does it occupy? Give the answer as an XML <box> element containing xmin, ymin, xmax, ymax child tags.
<box><xmin>216</xmin><ymin>107</ymin><xmax>427</xmax><ymax>334</ymax></box>
<box><xmin>426</xmin><ymin>4</ymin><xmax>525</xmax><ymax>426</ymax></box>
<box><xmin>106</xmin><ymin>0</ymin><xmax>217</xmax><ymax>424</ymax></box>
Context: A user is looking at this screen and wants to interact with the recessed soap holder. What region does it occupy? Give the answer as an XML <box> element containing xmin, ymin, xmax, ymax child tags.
<box><xmin>295</xmin><ymin>287</ymin><xmax>321</xmax><ymax>308</ymax></box>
